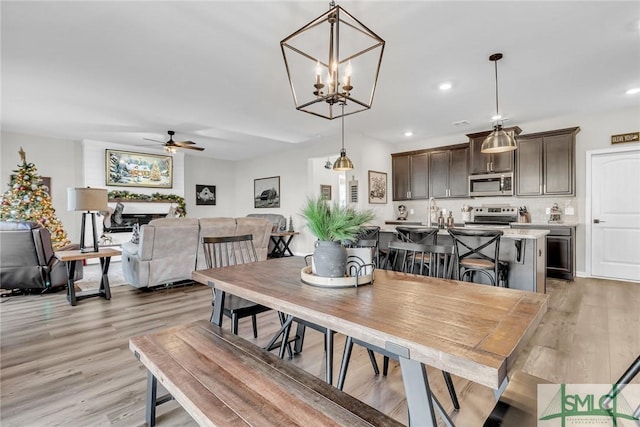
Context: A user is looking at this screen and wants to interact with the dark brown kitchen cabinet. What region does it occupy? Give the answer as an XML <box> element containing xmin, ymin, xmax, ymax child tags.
<box><xmin>429</xmin><ymin>146</ymin><xmax>469</xmax><ymax>198</ymax></box>
<box><xmin>467</xmin><ymin>126</ymin><xmax>522</xmax><ymax>175</ymax></box>
<box><xmin>511</xmin><ymin>224</ymin><xmax>575</xmax><ymax>280</ymax></box>
<box><xmin>392</xmin><ymin>151</ymin><xmax>429</xmax><ymax>200</ymax></box>
<box><xmin>516</xmin><ymin>127</ymin><xmax>580</xmax><ymax>196</ymax></box>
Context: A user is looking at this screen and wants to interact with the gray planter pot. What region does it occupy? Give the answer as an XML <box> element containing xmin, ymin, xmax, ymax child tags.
<box><xmin>313</xmin><ymin>240</ymin><xmax>347</xmax><ymax>278</ymax></box>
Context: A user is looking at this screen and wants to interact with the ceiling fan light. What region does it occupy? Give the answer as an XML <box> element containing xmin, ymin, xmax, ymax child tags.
<box><xmin>481</xmin><ymin>125</ymin><xmax>517</xmax><ymax>153</ymax></box>
<box><xmin>333</xmin><ymin>148</ymin><xmax>354</xmax><ymax>171</ymax></box>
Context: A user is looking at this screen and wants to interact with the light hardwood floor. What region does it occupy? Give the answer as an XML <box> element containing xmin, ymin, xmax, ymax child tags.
<box><xmin>1</xmin><ymin>267</ymin><xmax>638</xmax><ymax>427</ymax></box>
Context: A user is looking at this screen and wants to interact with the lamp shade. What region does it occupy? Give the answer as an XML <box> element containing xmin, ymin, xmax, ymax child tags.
<box><xmin>481</xmin><ymin>125</ymin><xmax>517</xmax><ymax>153</ymax></box>
<box><xmin>67</xmin><ymin>188</ymin><xmax>108</xmax><ymax>212</ymax></box>
<box><xmin>333</xmin><ymin>149</ymin><xmax>354</xmax><ymax>171</ymax></box>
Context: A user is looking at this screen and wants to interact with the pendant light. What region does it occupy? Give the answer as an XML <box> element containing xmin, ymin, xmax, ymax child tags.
<box><xmin>481</xmin><ymin>53</ymin><xmax>517</xmax><ymax>153</ymax></box>
<box><xmin>333</xmin><ymin>103</ymin><xmax>354</xmax><ymax>171</ymax></box>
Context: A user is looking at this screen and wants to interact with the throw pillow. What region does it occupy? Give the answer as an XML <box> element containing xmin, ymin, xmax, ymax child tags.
<box><xmin>130</xmin><ymin>223</ymin><xmax>140</xmax><ymax>244</ymax></box>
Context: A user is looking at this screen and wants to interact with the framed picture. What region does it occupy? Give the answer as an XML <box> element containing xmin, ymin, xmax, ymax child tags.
<box><xmin>254</xmin><ymin>176</ymin><xmax>280</xmax><ymax>208</ymax></box>
<box><xmin>320</xmin><ymin>184</ymin><xmax>332</xmax><ymax>201</ymax></box>
<box><xmin>105</xmin><ymin>149</ymin><xmax>173</xmax><ymax>188</ymax></box>
<box><xmin>368</xmin><ymin>170</ymin><xmax>387</xmax><ymax>204</ymax></box>
<box><xmin>195</xmin><ymin>184</ymin><xmax>216</xmax><ymax>205</ymax></box>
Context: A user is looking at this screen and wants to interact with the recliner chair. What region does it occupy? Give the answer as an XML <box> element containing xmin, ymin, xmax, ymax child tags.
<box><xmin>0</xmin><ymin>221</ymin><xmax>82</xmax><ymax>291</ymax></box>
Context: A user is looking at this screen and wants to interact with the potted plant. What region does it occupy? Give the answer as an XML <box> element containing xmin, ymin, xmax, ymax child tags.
<box><xmin>301</xmin><ymin>196</ymin><xmax>375</xmax><ymax>278</ymax></box>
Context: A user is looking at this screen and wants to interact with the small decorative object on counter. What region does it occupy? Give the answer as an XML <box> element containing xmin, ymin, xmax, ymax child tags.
<box><xmin>549</xmin><ymin>203</ymin><xmax>562</xmax><ymax>223</ymax></box>
<box><xmin>437</xmin><ymin>210</ymin><xmax>445</xmax><ymax>229</ymax></box>
<box><xmin>518</xmin><ymin>206</ymin><xmax>531</xmax><ymax>223</ymax></box>
<box><xmin>461</xmin><ymin>205</ymin><xmax>473</xmax><ymax>222</ymax></box>
<box><xmin>397</xmin><ymin>204</ymin><xmax>408</xmax><ymax>220</ymax></box>
<box><xmin>288</xmin><ymin>216</ymin><xmax>294</xmax><ymax>232</ymax></box>
<box><xmin>446</xmin><ymin>211</ymin><xmax>455</xmax><ymax>228</ymax></box>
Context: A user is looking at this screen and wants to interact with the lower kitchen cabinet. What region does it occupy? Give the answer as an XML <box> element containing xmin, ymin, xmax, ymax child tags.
<box><xmin>512</xmin><ymin>224</ymin><xmax>576</xmax><ymax>280</ymax></box>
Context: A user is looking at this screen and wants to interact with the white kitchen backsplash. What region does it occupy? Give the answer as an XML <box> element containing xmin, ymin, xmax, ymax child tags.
<box><xmin>393</xmin><ymin>196</ymin><xmax>579</xmax><ymax>224</ymax></box>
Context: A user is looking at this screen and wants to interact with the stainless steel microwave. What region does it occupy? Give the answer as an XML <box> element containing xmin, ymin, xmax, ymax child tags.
<box><xmin>468</xmin><ymin>172</ymin><xmax>514</xmax><ymax>197</ymax></box>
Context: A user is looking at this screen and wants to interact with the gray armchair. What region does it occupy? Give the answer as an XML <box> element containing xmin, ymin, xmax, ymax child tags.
<box><xmin>0</xmin><ymin>221</ymin><xmax>82</xmax><ymax>291</ymax></box>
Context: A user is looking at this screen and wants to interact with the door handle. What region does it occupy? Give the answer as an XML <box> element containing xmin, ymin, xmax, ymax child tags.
<box><xmin>593</xmin><ymin>219</ymin><xmax>606</xmax><ymax>224</ymax></box>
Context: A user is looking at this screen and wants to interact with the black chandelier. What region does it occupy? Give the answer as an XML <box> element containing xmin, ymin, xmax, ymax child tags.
<box><xmin>280</xmin><ymin>1</ymin><xmax>385</xmax><ymax>120</ymax></box>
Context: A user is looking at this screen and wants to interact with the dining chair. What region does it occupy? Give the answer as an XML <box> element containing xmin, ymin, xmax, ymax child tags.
<box><xmin>382</xmin><ymin>240</ymin><xmax>431</xmax><ymax>274</ymax></box>
<box><xmin>353</xmin><ymin>226</ymin><xmax>381</xmax><ymax>266</ymax></box>
<box><xmin>201</xmin><ymin>234</ymin><xmax>271</xmax><ymax>338</ymax></box>
<box><xmin>447</xmin><ymin>228</ymin><xmax>509</xmax><ymax>287</ymax></box>
<box><xmin>396</xmin><ymin>226</ymin><xmax>438</xmax><ymax>245</ymax></box>
<box><xmin>337</xmin><ymin>244</ymin><xmax>461</xmax><ymax>411</ymax></box>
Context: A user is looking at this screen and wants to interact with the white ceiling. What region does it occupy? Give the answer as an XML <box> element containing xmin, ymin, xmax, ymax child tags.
<box><xmin>2</xmin><ymin>1</ymin><xmax>639</xmax><ymax>160</ymax></box>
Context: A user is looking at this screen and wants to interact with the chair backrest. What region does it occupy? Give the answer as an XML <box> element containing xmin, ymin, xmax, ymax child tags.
<box><xmin>423</xmin><ymin>244</ymin><xmax>456</xmax><ymax>279</ymax></box>
<box><xmin>396</xmin><ymin>227</ymin><xmax>438</xmax><ymax>245</ymax></box>
<box><xmin>202</xmin><ymin>234</ymin><xmax>259</xmax><ymax>268</ymax></box>
<box><xmin>447</xmin><ymin>228</ymin><xmax>503</xmax><ymax>280</ymax></box>
<box><xmin>383</xmin><ymin>240</ymin><xmax>431</xmax><ymax>275</ymax></box>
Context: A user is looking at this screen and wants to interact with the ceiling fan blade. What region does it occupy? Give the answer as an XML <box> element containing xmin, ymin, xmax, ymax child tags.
<box><xmin>175</xmin><ymin>140</ymin><xmax>196</xmax><ymax>145</ymax></box>
<box><xmin>180</xmin><ymin>145</ymin><xmax>205</xmax><ymax>151</ymax></box>
<box><xmin>143</xmin><ymin>137</ymin><xmax>166</xmax><ymax>144</ymax></box>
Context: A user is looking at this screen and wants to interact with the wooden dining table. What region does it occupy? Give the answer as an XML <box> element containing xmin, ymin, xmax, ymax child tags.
<box><xmin>192</xmin><ymin>256</ymin><xmax>548</xmax><ymax>427</ymax></box>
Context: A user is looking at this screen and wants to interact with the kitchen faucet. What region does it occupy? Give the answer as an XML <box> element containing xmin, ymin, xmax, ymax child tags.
<box><xmin>427</xmin><ymin>197</ymin><xmax>437</xmax><ymax>227</ymax></box>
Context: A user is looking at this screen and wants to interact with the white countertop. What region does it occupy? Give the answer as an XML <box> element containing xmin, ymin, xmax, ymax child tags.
<box><xmin>380</xmin><ymin>224</ymin><xmax>549</xmax><ymax>239</ymax></box>
<box><xmin>510</xmin><ymin>221</ymin><xmax>578</xmax><ymax>227</ymax></box>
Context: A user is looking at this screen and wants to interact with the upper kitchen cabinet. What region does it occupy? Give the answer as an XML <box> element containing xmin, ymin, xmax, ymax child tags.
<box><xmin>516</xmin><ymin>127</ymin><xmax>580</xmax><ymax>196</ymax></box>
<box><xmin>392</xmin><ymin>151</ymin><xmax>429</xmax><ymax>200</ymax></box>
<box><xmin>468</xmin><ymin>126</ymin><xmax>522</xmax><ymax>174</ymax></box>
<box><xmin>429</xmin><ymin>145</ymin><xmax>469</xmax><ymax>198</ymax></box>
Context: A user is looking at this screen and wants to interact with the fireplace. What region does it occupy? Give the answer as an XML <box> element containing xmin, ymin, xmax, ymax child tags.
<box><xmin>105</xmin><ymin>213</ymin><xmax>166</xmax><ymax>233</ymax></box>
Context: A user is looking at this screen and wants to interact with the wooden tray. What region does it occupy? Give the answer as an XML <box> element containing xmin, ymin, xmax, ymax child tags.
<box><xmin>300</xmin><ymin>266</ymin><xmax>373</xmax><ymax>288</ymax></box>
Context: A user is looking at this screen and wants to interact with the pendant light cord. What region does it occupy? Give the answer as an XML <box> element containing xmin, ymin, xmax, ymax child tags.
<box><xmin>494</xmin><ymin>58</ymin><xmax>499</xmax><ymax>119</ymax></box>
<box><xmin>341</xmin><ymin>104</ymin><xmax>345</xmax><ymax>150</ymax></box>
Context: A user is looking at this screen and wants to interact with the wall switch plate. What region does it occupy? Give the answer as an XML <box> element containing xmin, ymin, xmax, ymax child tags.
<box><xmin>565</xmin><ymin>207</ymin><xmax>575</xmax><ymax>215</ymax></box>
<box><xmin>545</xmin><ymin>208</ymin><xmax>551</xmax><ymax>214</ymax></box>
<box><xmin>409</xmin><ymin>209</ymin><xmax>414</xmax><ymax>215</ymax></box>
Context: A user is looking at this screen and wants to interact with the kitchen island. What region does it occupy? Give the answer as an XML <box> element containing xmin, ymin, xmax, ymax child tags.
<box><xmin>380</xmin><ymin>225</ymin><xmax>549</xmax><ymax>293</ymax></box>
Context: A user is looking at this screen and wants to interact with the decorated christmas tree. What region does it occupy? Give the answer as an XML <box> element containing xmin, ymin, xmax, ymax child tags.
<box><xmin>0</xmin><ymin>148</ymin><xmax>71</xmax><ymax>248</ymax></box>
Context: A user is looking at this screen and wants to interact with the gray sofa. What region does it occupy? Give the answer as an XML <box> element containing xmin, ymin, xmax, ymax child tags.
<box><xmin>120</xmin><ymin>217</ymin><xmax>272</xmax><ymax>288</ymax></box>
<box><xmin>0</xmin><ymin>221</ymin><xmax>82</xmax><ymax>291</ymax></box>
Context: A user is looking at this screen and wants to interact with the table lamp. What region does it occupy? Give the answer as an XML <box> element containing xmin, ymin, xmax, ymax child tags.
<box><xmin>67</xmin><ymin>187</ymin><xmax>108</xmax><ymax>253</ymax></box>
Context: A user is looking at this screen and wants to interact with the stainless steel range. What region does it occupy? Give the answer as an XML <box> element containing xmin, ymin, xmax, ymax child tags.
<box><xmin>465</xmin><ymin>204</ymin><xmax>518</xmax><ymax>228</ymax></box>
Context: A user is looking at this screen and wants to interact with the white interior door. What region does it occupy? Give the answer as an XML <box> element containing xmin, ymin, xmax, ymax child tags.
<box><xmin>591</xmin><ymin>148</ymin><xmax>640</xmax><ymax>281</ymax></box>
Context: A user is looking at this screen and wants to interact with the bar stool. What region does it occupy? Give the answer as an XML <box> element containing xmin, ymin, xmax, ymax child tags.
<box><xmin>447</xmin><ymin>228</ymin><xmax>509</xmax><ymax>287</ymax></box>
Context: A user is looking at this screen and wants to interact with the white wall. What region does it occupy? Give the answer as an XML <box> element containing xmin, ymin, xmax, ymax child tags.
<box><xmin>184</xmin><ymin>155</ymin><xmax>237</xmax><ymax>218</ymax></box>
<box><xmin>1</xmin><ymin>131</ymin><xmax>81</xmax><ymax>240</ymax></box>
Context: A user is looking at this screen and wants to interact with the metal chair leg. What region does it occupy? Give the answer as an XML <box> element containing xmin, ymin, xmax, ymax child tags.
<box><xmin>443</xmin><ymin>371</ymin><xmax>460</xmax><ymax>410</ymax></box>
<box><xmin>366</xmin><ymin>349</ymin><xmax>380</xmax><ymax>375</ymax></box>
<box><xmin>251</xmin><ymin>314</ymin><xmax>258</xmax><ymax>338</ymax></box>
<box><xmin>337</xmin><ymin>336</ymin><xmax>354</xmax><ymax>391</ymax></box>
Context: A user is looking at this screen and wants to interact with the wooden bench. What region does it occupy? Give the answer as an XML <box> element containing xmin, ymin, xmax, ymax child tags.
<box><xmin>129</xmin><ymin>320</ymin><xmax>404</xmax><ymax>427</ymax></box>
<box><xmin>483</xmin><ymin>371</ymin><xmax>550</xmax><ymax>427</ymax></box>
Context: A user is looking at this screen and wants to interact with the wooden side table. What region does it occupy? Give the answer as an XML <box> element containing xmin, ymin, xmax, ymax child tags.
<box><xmin>55</xmin><ymin>247</ymin><xmax>121</xmax><ymax>306</ymax></box>
<box><xmin>269</xmin><ymin>231</ymin><xmax>299</xmax><ymax>258</ymax></box>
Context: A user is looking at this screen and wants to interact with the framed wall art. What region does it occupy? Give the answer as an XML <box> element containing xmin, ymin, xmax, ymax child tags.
<box><xmin>368</xmin><ymin>170</ymin><xmax>387</xmax><ymax>204</ymax></box>
<box><xmin>105</xmin><ymin>149</ymin><xmax>173</xmax><ymax>188</ymax></box>
<box><xmin>195</xmin><ymin>184</ymin><xmax>216</xmax><ymax>205</ymax></box>
<box><xmin>320</xmin><ymin>184</ymin><xmax>332</xmax><ymax>201</ymax></box>
<box><xmin>254</xmin><ymin>176</ymin><xmax>280</xmax><ymax>208</ymax></box>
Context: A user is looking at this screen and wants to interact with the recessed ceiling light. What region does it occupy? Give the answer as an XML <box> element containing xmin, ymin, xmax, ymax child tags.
<box><xmin>626</xmin><ymin>87</ymin><xmax>640</xmax><ymax>95</ymax></box>
<box><xmin>404</xmin><ymin>131</ymin><xmax>413</xmax><ymax>137</ymax></box>
<box><xmin>439</xmin><ymin>82</ymin><xmax>452</xmax><ymax>91</ymax></box>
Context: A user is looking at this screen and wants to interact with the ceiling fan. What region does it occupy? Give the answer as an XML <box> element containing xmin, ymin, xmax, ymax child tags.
<box><xmin>144</xmin><ymin>130</ymin><xmax>205</xmax><ymax>152</ymax></box>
